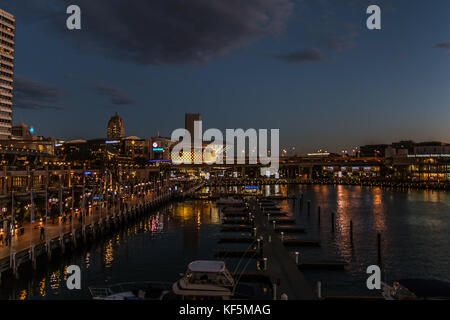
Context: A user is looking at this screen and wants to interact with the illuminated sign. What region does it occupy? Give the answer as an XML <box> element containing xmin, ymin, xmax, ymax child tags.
<box><xmin>364</xmin><ymin>167</ymin><xmax>372</xmax><ymax>170</ymax></box>
<box><xmin>55</xmin><ymin>143</ymin><xmax>62</xmax><ymax>147</ymax></box>
<box><xmin>84</xmin><ymin>171</ymin><xmax>92</xmax><ymax>175</ymax></box>
<box><xmin>245</xmin><ymin>186</ymin><xmax>259</xmax><ymax>190</ymax></box>
<box><xmin>29</xmin><ymin>127</ymin><xmax>35</xmax><ymax>134</ymax></box>
<box><xmin>148</xmin><ymin>160</ymin><xmax>172</xmax><ymax>163</ymax></box>
<box><xmin>153</xmin><ymin>148</ymin><xmax>164</xmax><ymax>152</ymax></box>
<box><xmin>407</xmin><ymin>154</ymin><xmax>450</xmax><ymax>158</ymax></box>
<box><xmin>307</xmin><ymin>152</ymin><xmax>330</xmax><ymax>156</ymax></box>
<box><xmin>352</xmin><ymin>167</ymin><xmax>360</xmax><ymax>170</ymax></box>
<box><xmin>106</xmin><ymin>140</ymin><xmax>120</xmax><ymax>144</ymax></box>
<box><xmin>152</xmin><ymin>142</ymin><xmax>159</xmax><ymax>148</ymax></box>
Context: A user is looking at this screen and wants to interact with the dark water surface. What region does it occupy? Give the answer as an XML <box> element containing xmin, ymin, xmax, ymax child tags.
<box><xmin>1</xmin><ymin>185</ymin><xmax>449</xmax><ymax>299</ymax></box>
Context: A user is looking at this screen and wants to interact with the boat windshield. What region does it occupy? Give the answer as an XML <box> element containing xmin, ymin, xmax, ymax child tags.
<box><xmin>185</xmin><ymin>271</ymin><xmax>234</xmax><ymax>287</ymax></box>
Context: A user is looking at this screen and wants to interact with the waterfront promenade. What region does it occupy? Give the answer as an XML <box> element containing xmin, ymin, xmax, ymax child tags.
<box><xmin>0</xmin><ymin>197</ymin><xmax>133</xmax><ymax>260</ymax></box>
<box><xmin>0</xmin><ymin>188</ymin><xmax>173</xmax><ymax>268</ymax></box>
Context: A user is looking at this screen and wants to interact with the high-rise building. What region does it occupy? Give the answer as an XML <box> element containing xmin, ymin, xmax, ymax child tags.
<box><xmin>107</xmin><ymin>112</ymin><xmax>125</xmax><ymax>139</ymax></box>
<box><xmin>185</xmin><ymin>113</ymin><xmax>201</xmax><ymax>140</ymax></box>
<box><xmin>0</xmin><ymin>9</ymin><xmax>15</xmax><ymax>139</ymax></box>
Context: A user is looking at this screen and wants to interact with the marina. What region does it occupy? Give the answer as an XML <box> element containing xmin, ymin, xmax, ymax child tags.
<box><xmin>0</xmin><ymin>183</ymin><xmax>448</xmax><ymax>300</ymax></box>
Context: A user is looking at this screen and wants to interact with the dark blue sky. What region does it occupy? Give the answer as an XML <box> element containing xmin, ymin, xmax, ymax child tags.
<box><xmin>2</xmin><ymin>0</ymin><xmax>450</xmax><ymax>153</ymax></box>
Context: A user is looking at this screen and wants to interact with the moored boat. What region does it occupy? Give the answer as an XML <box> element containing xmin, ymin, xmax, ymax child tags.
<box><xmin>172</xmin><ymin>260</ymin><xmax>235</xmax><ymax>300</ymax></box>
<box><xmin>381</xmin><ymin>279</ymin><xmax>450</xmax><ymax>300</ymax></box>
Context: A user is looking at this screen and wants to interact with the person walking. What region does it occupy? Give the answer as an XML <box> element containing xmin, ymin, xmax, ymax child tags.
<box><xmin>40</xmin><ymin>226</ymin><xmax>45</xmax><ymax>241</ymax></box>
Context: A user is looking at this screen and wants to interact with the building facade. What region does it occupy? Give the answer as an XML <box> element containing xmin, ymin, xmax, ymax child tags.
<box><xmin>185</xmin><ymin>113</ymin><xmax>201</xmax><ymax>140</ymax></box>
<box><xmin>107</xmin><ymin>112</ymin><xmax>125</xmax><ymax>139</ymax></box>
<box><xmin>0</xmin><ymin>9</ymin><xmax>15</xmax><ymax>139</ymax></box>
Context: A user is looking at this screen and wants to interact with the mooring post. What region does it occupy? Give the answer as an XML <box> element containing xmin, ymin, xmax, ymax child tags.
<box><xmin>253</xmin><ymin>227</ymin><xmax>257</xmax><ymax>237</ymax></box>
<box><xmin>350</xmin><ymin>220</ymin><xmax>353</xmax><ymax>245</ymax></box>
<box><xmin>295</xmin><ymin>251</ymin><xmax>300</xmax><ymax>265</ymax></box>
<box><xmin>377</xmin><ymin>233</ymin><xmax>382</xmax><ymax>265</ymax></box>
<box><xmin>317</xmin><ymin>281</ymin><xmax>322</xmax><ymax>299</ymax></box>
<box><xmin>10</xmin><ymin>251</ymin><xmax>17</xmax><ymax>278</ymax></box>
<box><xmin>272</xmin><ymin>220</ymin><xmax>276</xmax><ymax>230</ymax></box>
<box><xmin>82</xmin><ymin>226</ymin><xmax>87</xmax><ymax>243</ymax></box>
<box><xmin>273</xmin><ymin>283</ymin><xmax>277</xmax><ymax>300</ymax></box>
<box><xmin>72</xmin><ymin>231</ymin><xmax>77</xmax><ymax>248</ymax></box>
<box><xmin>331</xmin><ymin>211</ymin><xmax>335</xmax><ymax>232</ymax></box>
<box><xmin>46</xmin><ymin>240</ymin><xmax>52</xmax><ymax>259</ymax></box>
<box><xmin>280</xmin><ymin>232</ymin><xmax>285</xmax><ymax>242</ymax></box>
<box><xmin>60</xmin><ymin>233</ymin><xmax>65</xmax><ymax>253</ymax></box>
<box><xmin>263</xmin><ymin>257</ymin><xmax>268</xmax><ymax>271</ymax></box>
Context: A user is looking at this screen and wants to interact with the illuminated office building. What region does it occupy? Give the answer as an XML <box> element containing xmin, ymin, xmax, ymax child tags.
<box><xmin>185</xmin><ymin>113</ymin><xmax>201</xmax><ymax>140</ymax></box>
<box><xmin>107</xmin><ymin>112</ymin><xmax>125</xmax><ymax>139</ymax></box>
<box><xmin>0</xmin><ymin>9</ymin><xmax>15</xmax><ymax>139</ymax></box>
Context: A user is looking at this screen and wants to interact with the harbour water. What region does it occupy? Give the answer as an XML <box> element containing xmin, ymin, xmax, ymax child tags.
<box><xmin>1</xmin><ymin>185</ymin><xmax>449</xmax><ymax>299</ymax></box>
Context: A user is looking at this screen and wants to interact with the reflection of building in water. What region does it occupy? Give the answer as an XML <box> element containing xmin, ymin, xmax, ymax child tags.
<box><xmin>173</xmin><ymin>203</ymin><xmax>200</xmax><ymax>251</ymax></box>
<box><xmin>171</xmin><ymin>201</ymin><xmax>220</xmax><ymax>251</ymax></box>
<box><xmin>183</xmin><ymin>224</ymin><xmax>200</xmax><ymax>250</ymax></box>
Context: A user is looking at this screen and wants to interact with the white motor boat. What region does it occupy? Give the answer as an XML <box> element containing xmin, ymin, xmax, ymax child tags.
<box><xmin>381</xmin><ymin>279</ymin><xmax>450</xmax><ymax>300</ymax></box>
<box><xmin>89</xmin><ymin>281</ymin><xmax>172</xmax><ymax>300</ymax></box>
<box><xmin>172</xmin><ymin>260</ymin><xmax>235</xmax><ymax>300</ymax></box>
<box><xmin>89</xmin><ymin>260</ymin><xmax>265</xmax><ymax>300</ymax></box>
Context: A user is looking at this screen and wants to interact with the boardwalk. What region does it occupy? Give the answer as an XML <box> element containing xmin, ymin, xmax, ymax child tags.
<box><xmin>251</xmin><ymin>200</ymin><xmax>316</xmax><ymax>300</ymax></box>
<box><xmin>0</xmin><ymin>191</ymin><xmax>167</xmax><ymax>261</ymax></box>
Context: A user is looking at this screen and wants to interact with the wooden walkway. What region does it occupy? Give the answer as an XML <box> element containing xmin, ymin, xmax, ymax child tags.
<box><xmin>252</xmin><ymin>200</ymin><xmax>316</xmax><ymax>300</ymax></box>
<box><xmin>0</xmin><ymin>186</ymin><xmax>192</xmax><ymax>278</ymax></box>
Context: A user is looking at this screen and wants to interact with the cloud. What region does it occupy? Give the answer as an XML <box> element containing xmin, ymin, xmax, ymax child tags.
<box><xmin>91</xmin><ymin>85</ymin><xmax>137</xmax><ymax>106</ymax></box>
<box><xmin>5</xmin><ymin>0</ymin><xmax>294</xmax><ymax>65</ymax></box>
<box><xmin>436</xmin><ymin>42</ymin><xmax>450</xmax><ymax>49</ymax></box>
<box><xmin>14</xmin><ymin>101</ymin><xmax>65</xmax><ymax>110</ymax></box>
<box><xmin>326</xmin><ymin>23</ymin><xmax>359</xmax><ymax>52</ymax></box>
<box><xmin>274</xmin><ymin>48</ymin><xmax>325</xmax><ymax>63</ymax></box>
<box><xmin>14</xmin><ymin>76</ymin><xmax>67</xmax><ymax>110</ymax></box>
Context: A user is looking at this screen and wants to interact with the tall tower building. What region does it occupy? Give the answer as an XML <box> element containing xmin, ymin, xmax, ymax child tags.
<box><xmin>185</xmin><ymin>113</ymin><xmax>201</xmax><ymax>140</ymax></box>
<box><xmin>107</xmin><ymin>112</ymin><xmax>125</xmax><ymax>139</ymax></box>
<box><xmin>0</xmin><ymin>9</ymin><xmax>15</xmax><ymax>139</ymax></box>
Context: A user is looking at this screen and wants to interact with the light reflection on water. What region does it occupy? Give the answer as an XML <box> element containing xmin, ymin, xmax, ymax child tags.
<box><xmin>1</xmin><ymin>185</ymin><xmax>449</xmax><ymax>299</ymax></box>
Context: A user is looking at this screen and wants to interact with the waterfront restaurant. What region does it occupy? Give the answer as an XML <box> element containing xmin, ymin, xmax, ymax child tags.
<box><xmin>321</xmin><ymin>164</ymin><xmax>381</xmax><ymax>180</ymax></box>
<box><xmin>393</xmin><ymin>154</ymin><xmax>450</xmax><ymax>182</ymax></box>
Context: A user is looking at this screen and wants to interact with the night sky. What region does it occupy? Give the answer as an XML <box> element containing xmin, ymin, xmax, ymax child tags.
<box><xmin>2</xmin><ymin>0</ymin><xmax>450</xmax><ymax>153</ymax></box>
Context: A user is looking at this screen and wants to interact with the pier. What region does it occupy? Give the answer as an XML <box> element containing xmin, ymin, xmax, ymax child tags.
<box><xmin>251</xmin><ymin>199</ymin><xmax>316</xmax><ymax>300</ymax></box>
<box><xmin>0</xmin><ymin>182</ymin><xmax>200</xmax><ymax>282</ymax></box>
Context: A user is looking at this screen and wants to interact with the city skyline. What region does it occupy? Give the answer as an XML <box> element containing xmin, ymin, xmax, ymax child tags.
<box><xmin>0</xmin><ymin>2</ymin><xmax>449</xmax><ymax>305</ymax></box>
<box><xmin>1</xmin><ymin>1</ymin><xmax>450</xmax><ymax>153</ymax></box>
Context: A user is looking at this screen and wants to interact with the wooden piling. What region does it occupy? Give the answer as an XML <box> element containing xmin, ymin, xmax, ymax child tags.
<box><xmin>377</xmin><ymin>233</ymin><xmax>381</xmax><ymax>265</ymax></box>
<box><xmin>331</xmin><ymin>212</ymin><xmax>335</xmax><ymax>232</ymax></box>
<box><xmin>350</xmin><ymin>220</ymin><xmax>353</xmax><ymax>245</ymax></box>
